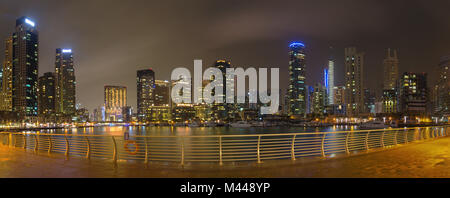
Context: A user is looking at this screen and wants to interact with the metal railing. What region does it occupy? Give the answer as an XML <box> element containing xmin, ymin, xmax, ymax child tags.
<box><xmin>1</xmin><ymin>126</ymin><xmax>449</xmax><ymax>166</ymax></box>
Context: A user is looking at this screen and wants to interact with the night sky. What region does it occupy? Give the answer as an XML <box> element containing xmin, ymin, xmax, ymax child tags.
<box><xmin>1</xmin><ymin>0</ymin><xmax>449</xmax><ymax>112</ymax></box>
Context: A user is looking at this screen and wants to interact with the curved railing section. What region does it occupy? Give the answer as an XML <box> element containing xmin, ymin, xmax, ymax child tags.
<box><xmin>1</xmin><ymin>126</ymin><xmax>449</xmax><ymax>166</ymax></box>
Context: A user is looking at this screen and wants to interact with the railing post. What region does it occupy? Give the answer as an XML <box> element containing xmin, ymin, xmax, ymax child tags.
<box><xmin>345</xmin><ymin>132</ymin><xmax>350</xmax><ymax>154</ymax></box>
<box><xmin>257</xmin><ymin>135</ymin><xmax>261</xmax><ymax>164</ymax></box>
<box><xmin>4</xmin><ymin>133</ymin><xmax>8</xmax><ymax>146</ymax></box>
<box><xmin>85</xmin><ymin>136</ymin><xmax>90</xmax><ymax>159</ymax></box>
<box><xmin>180</xmin><ymin>137</ymin><xmax>184</xmax><ymax>166</ymax></box>
<box><xmin>321</xmin><ymin>133</ymin><xmax>326</xmax><ymax>157</ymax></box>
<box><xmin>291</xmin><ymin>135</ymin><xmax>296</xmax><ymax>161</ymax></box>
<box><xmin>64</xmin><ymin>135</ymin><xmax>69</xmax><ymax>157</ymax></box>
<box><xmin>219</xmin><ymin>136</ymin><xmax>223</xmax><ymax>165</ymax></box>
<box><xmin>112</xmin><ymin>136</ymin><xmax>117</xmax><ymax>164</ymax></box>
<box><xmin>34</xmin><ymin>134</ymin><xmax>38</xmax><ymax>152</ymax></box>
<box><xmin>405</xmin><ymin>130</ymin><xmax>408</xmax><ymax>144</ymax></box>
<box><xmin>381</xmin><ymin>131</ymin><xmax>385</xmax><ymax>147</ymax></box>
<box><xmin>394</xmin><ymin>130</ymin><xmax>398</xmax><ymax>145</ymax></box>
<box><xmin>365</xmin><ymin>132</ymin><xmax>370</xmax><ymax>150</ymax></box>
<box><xmin>421</xmin><ymin>129</ymin><xmax>424</xmax><ymax>140</ymax></box>
<box><xmin>23</xmin><ymin>135</ymin><xmax>26</xmax><ymax>149</ymax></box>
<box><xmin>8</xmin><ymin>133</ymin><xmax>13</xmax><ymax>147</ymax></box>
<box><xmin>48</xmin><ymin>136</ymin><xmax>52</xmax><ymax>154</ymax></box>
<box><xmin>144</xmin><ymin>137</ymin><xmax>149</xmax><ymax>164</ymax></box>
<box><xmin>13</xmin><ymin>134</ymin><xmax>17</xmax><ymax>147</ymax></box>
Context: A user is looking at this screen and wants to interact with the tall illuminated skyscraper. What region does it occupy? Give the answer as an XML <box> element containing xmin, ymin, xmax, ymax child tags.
<box><xmin>137</xmin><ymin>69</ymin><xmax>155</xmax><ymax>121</ymax></box>
<box><xmin>435</xmin><ymin>55</ymin><xmax>450</xmax><ymax>116</ymax></box>
<box><xmin>344</xmin><ymin>47</ymin><xmax>365</xmax><ymax>116</ymax></box>
<box><xmin>154</xmin><ymin>80</ymin><xmax>170</xmax><ymax>106</ymax></box>
<box><xmin>38</xmin><ymin>72</ymin><xmax>56</xmax><ymax>117</ymax></box>
<box><xmin>104</xmin><ymin>85</ymin><xmax>127</xmax><ymax>121</ymax></box>
<box><xmin>288</xmin><ymin>42</ymin><xmax>307</xmax><ymax>116</ymax></box>
<box><xmin>12</xmin><ymin>17</ymin><xmax>39</xmax><ymax>119</ymax></box>
<box><xmin>0</xmin><ymin>65</ymin><xmax>2</xmax><ymax>88</ymax></box>
<box><xmin>105</xmin><ymin>85</ymin><xmax>127</xmax><ymax>109</ymax></box>
<box><xmin>383</xmin><ymin>48</ymin><xmax>399</xmax><ymax>90</ymax></box>
<box><xmin>211</xmin><ymin>59</ymin><xmax>235</xmax><ymax>121</ymax></box>
<box><xmin>0</xmin><ymin>37</ymin><xmax>13</xmax><ymax>111</ymax></box>
<box><xmin>312</xmin><ymin>83</ymin><xmax>326</xmax><ymax>115</ymax></box>
<box><xmin>399</xmin><ymin>72</ymin><xmax>428</xmax><ymax>115</ymax></box>
<box><xmin>150</xmin><ymin>80</ymin><xmax>171</xmax><ymax>122</ymax></box>
<box><xmin>327</xmin><ymin>47</ymin><xmax>335</xmax><ymax>105</ymax></box>
<box><xmin>55</xmin><ymin>48</ymin><xmax>76</xmax><ymax>117</ymax></box>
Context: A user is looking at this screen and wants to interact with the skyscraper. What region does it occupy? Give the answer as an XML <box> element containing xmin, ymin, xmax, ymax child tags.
<box><xmin>137</xmin><ymin>69</ymin><xmax>155</xmax><ymax>121</ymax></box>
<box><xmin>332</xmin><ymin>86</ymin><xmax>346</xmax><ymax>115</ymax></box>
<box><xmin>344</xmin><ymin>47</ymin><xmax>365</xmax><ymax>116</ymax></box>
<box><xmin>435</xmin><ymin>55</ymin><xmax>450</xmax><ymax>116</ymax></box>
<box><xmin>364</xmin><ymin>88</ymin><xmax>376</xmax><ymax>114</ymax></box>
<box><xmin>327</xmin><ymin>46</ymin><xmax>335</xmax><ymax>105</ymax></box>
<box><xmin>288</xmin><ymin>42</ymin><xmax>307</xmax><ymax>117</ymax></box>
<box><xmin>311</xmin><ymin>83</ymin><xmax>326</xmax><ymax>115</ymax></box>
<box><xmin>38</xmin><ymin>72</ymin><xmax>56</xmax><ymax>118</ymax></box>
<box><xmin>0</xmin><ymin>65</ymin><xmax>2</xmax><ymax>88</ymax></box>
<box><xmin>104</xmin><ymin>85</ymin><xmax>127</xmax><ymax>109</ymax></box>
<box><xmin>55</xmin><ymin>48</ymin><xmax>76</xmax><ymax>117</ymax></box>
<box><xmin>211</xmin><ymin>59</ymin><xmax>234</xmax><ymax>121</ymax></box>
<box><xmin>12</xmin><ymin>17</ymin><xmax>39</xmax><ymax>119</ymax></box>
<box><xmin>151</xmin><ymin>80</ymin><xmax>171</xmax><ymax>122</ymax></box>
<box><xmin>0</xmin><ymin>37</ymin><xmax>13</xmax><ymax>111</ymax></box>
<box><xmin>383</xmin><ymin>48</ymin><xmax>399</xmax><ymax>90</ymax></box>
<box><xmin>154</xmin><ymin>80</ymin><xmax>170</xmax><ymax>106</ymax></box>
<box><xmin>104</xmin><ymin>85</ymin><xmax>127</xmax><ymax>121</ymax></box>
<box><xmin>333</xmin><ymin>86</ymin><xmax>346</xmax><ymax>106</ymax></box>
<box><xmin>381</xmin><ymin>89</ymin><xmax>398</xmax><ymax>114</ymax></box>
<box><xmin>399</xmin><ymin>72</ymin><xmax>428</xmax><ymax>115</ymax></box>
<box><xmin>305</xmin><ymin>85</ymin><xmax>314</xmax><ymax>114</ymax></box>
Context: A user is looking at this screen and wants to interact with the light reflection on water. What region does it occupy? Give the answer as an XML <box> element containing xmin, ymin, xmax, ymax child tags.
<box><xmin>36</xmin><ymin>125</ymin><xmax>360</xmax><ymax>136</ymax></box>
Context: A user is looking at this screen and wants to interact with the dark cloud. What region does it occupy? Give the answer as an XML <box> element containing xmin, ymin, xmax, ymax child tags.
<box><xmin>0</xmin><ymin>0</ymin><xmax>449</xmax><ymax>112</ymax></box>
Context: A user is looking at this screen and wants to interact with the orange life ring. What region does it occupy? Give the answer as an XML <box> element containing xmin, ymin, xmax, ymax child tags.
<box><xmin>124</xmin><ymin>140</ymin><xmax>139</xmax><ymax>155</ymax></box>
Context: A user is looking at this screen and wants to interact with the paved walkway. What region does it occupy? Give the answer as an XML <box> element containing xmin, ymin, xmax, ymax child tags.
<box><xmin>1</xmin><ymin>137</ymin><xmax>450</xmax><ymax>178</ymax></box>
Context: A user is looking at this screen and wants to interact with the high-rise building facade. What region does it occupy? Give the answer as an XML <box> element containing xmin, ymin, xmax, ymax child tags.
<box><xmin>381</xmin><ymin>89</ymin><xmax>398</xmax><ymax>114</ymax></box>
<box><xmin>104</xmin><ymin>85</ymin><xmax>127</xmax><ymax>121</ymax></box>
<box><xmin>399</xmin><ymin>72</ymin><xmax>428</xmax><ymax>115</ymax></box>
<box><xmin>311</xmin><ymin>83</ymin><xmax>326</xmax><ymax>115</ymax></box>
<box><xmin>211</xmin><ymin>60</ymin><xmax>235</xmax><ymax>121</ymax></box>
<box><xmin>344</xmin><ymin>47</ymin><xmax>365</xmax><ymax>116</ymax></box>
<box><xmin>364</xmin><ymin>89</ymin><xmax>376</xmax><ymax>114</ymax></box>
<box><xmin>383</xmin><ymin>48</ymin><xmax>399</xmax><ymax>90</ymax></box>
<box><xmin>151</xmin><ymin>80</ymin><xmax>171</xmax><ymax>122</ymax></box>
<box><xmin>154</xmin><ymin>80</ymin><xmax>170</xmax><ymax>106</ymax></box>
<box><xmin>55</xmin><ymin>48</ymin><xmax>76</xmax><ymax>117</ymax></box>
<box><xmin>137</xmin><ymin>69</ymin><xmax>155</xmax><ymax>121</ymax></box>
<box><xmin>104</xmin><ymin>85</ymin><xmax>127</xmax><ymax>109</ymax></box>
<box><xmin>327</xmin><ymin>59</ymin><xmax>335</xmax><ymax>105</ymax></box>
<box><xmin>12</xmin><ymin>17</ymin><xmax>39</xmax><ymax>118</ymax></box>
<box><xmin>0</xmin><ymin>37</ymin><xmax>13</xmax><ymax>111</ymax></box>
<box><xmin>305</xmin><ymin>85</ymin><xmax>314</xmax><ymax>114</ymax></box>
<box><xmin>327</xmin><ymin>46</ymin><xmax>335</xmax><ymax>105</ymax></box>
<box><xmin>333</xmin><ymin>86</ymin><xmax>346</xmax><ymax>106</ymax></box>
<box><xmin>329</xmin><ymin>86</ymin><xmax>346</xmax><ymax>115</ymax></box>
<box><xmin>288</xmin><ymin>42</ymin><xmax>307</xmax><ymax>116</ymax></box>
<box><xmin>38</xmin><ymin>72</ymin><xmax>56</xmax><ymax>117</ymax></box>
<box><xmin>435</xmin><ymin>55</ymin><xmax>450</xmax><ymax>116</ymax></box>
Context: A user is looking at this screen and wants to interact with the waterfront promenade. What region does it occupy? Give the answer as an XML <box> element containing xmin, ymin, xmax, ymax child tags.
<box><xmin>1</xmin><ymin>136</ymin><xmax>449</xmax><ymax>178</ymax></box>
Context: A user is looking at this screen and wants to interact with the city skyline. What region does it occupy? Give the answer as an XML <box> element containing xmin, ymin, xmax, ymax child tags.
<box><xmin>1</xmin><ymin>0</ymin><xmax>450</xmax><ymax>112</ymax></box>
